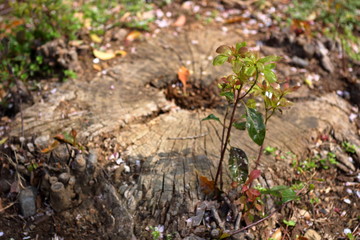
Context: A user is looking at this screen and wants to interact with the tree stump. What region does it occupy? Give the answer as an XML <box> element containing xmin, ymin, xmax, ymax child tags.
<box><xmin>10</xmin><ymin>27</ymin><xmax>359</xmax><ymax>237</ymax></box>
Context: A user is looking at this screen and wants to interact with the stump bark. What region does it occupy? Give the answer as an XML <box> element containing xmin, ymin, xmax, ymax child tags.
<box><xmin>10</xmin><ymin>27</ymin><xmax>359</xmax><ymax>237</ymax></box>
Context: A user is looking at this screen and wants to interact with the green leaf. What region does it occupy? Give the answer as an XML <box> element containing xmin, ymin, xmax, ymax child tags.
<box><xmin>246</xmin><ymin>99</ymin><xmax>256</xmax><ymax>109</ymax></box>
<box><xmin>236</xmin><ymin>42</ymin><xmax>247</xmax><ymax>52</ymax></box>
<box><xmin>233</xmin><ymin>121</ymin><xmax>246</xmax><ymax>130</ymax></box>
<box><xmin>280</xmin><ymin>188</ymin><xmax>299</xmax><ymax>203</ymax></box>
<box><xmin>244</xmin><ymin>65</ymin><xmax>256</xmax><ymax>76</ymax></box>
<box><xmin>232</xmin><ymin>60</ymin><xmax>242</xmax><ymax>74</ymax></box>
<box><xmin>263</xmin><ymin>69</ymin><xmax>277</xmax><ymax>83</ymax></box>
<box><xmin>219</xmin><ymin>233</ymin><xmax>231</xmax><ymax>239</ymax></box>
<box><xmin>220</xmin><ymin>91</ymin><xmax>234</xmax><ymax>101</ymax></box>
<box><xmin>213</xmin><ymin>55</ymin><xmax>229</xmax><ymax>66</ymax></box>
<box><xmin>228</xmin><ymin>147</ymin><xmax>249</xmax><ymax>183</ymax></box>
<box><xmin>258</xmin><ymin>55</ymin><xmax>281</xmax><ymax>64</ymax></box>
<box><xmin>202</xmin><ymin>114</ymin><xmax>221</xmax><ymax>123</ymax></box>
<box><xmin>245</xmin><ymin>108</ymin><xmax>266</xmax><ymax>146</ymax></box>
<box><xmin>256</xmin><ymin>62</ymin><xmax>264</xmax><ymax>72</ymax></box>
<box><xmin>265</xmin><ymin>63</ymin><xmax>276</xmax><ymax>70</ymax></box>
<box><xmin>283</xmin><ymin>219</ymin><xmax>296</xmax><ymax>227</ymax></box>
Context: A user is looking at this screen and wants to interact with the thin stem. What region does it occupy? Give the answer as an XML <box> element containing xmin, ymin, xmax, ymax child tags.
<box><xmin>220</xmin><ymin>106</ymin><xmax>230</xmax><ymax>160</ymax></box>
<box><xmin>214</xmin><ymin>87</ymin><xmax>241</xmax><ymax>186</ymax></box>
<box><xmin>214</xmin><ymin>69</ymin><xmax>259</xmax><ymax>187</ymax></box>
<box><xmin>229</xmin><ymin>203</ymin><xmax>284</xmax><ymax>236</ymax></box>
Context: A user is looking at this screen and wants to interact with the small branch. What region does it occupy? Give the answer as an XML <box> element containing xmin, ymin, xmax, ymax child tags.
<box><xmin>229</xmin><ymin>201</ymin><xmax>288</xmax><ymax>236</ymax></box>
<box><xmin>167</xmin><ymin>132</ymin><xmax>208</xmax><ymax>140</ymax></box>
<box><xmin>215</xmin><ymin>87</ymin><xmax>242</xmax><ymax>186</ymax></box>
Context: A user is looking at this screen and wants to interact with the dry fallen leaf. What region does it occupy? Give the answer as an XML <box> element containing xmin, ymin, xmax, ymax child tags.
<box><xmin>178</xmin><ymin>66</ymin><xmax>190</xmax><ymax>94</ymax></box>
<box><xmin>93</xmin><ymin>64</ymin><xmax>102</xmax><ymax>71</ymax></box>
<box><xmin>41</xmin><ymin>141</ymin><xmax>59</xmax><ymax>153</ymax></box>
<box><xmin>90</xmin><ymin>33</ymin><xmax>102</xmax><ymax>43</ymax></box>
<box><xmin>69</xmin><ymin>40</ymin><xmax>83</xmax><ymax>47</ymax></box>
<box><xmin>198</xmin><ymin>175</ymin><xmax>215</xmax><ymax>195</ymax></box>
<box><xmin>270</xmin><ymin>228</ymin><xmax>282</xmax><ymax>240</ymax></box>
<box><xmin>115</xmin><ymin>50</ymin><xmax>127</xmax><ymax>57</ymax></box>
<box><xmin>93</xmin><ymin>49</ymin><xmax>116</xmax><ymax>60</ymax></box>
<box><xmin>173</xmin><ymin>14</ymin><xmax>186</xmax><ymax>27</ymax></box>
<box><xmin>225</xmin><ymin>16</ymin><xmax>249</xmax><ymax>24</ymax></box>
<box><xmin>125</xmin><ymin>30</ymin><xmax>142</xmax><ymax>42</ymax></box>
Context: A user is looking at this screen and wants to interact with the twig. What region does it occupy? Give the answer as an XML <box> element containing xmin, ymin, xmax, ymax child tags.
<box><xmin>229</xmin><ymin>201</ymin><xmax>287</xmax><ymax>236</ymax></box>
<box><xmin>0</xmin><ymin>202</ymin><xmax>15</xmax><ymax>213</ymax></box>
<box><xmin>167</xmin><ymin>132</ymin><xmax>208</xmax><ymax>140</ymax></box>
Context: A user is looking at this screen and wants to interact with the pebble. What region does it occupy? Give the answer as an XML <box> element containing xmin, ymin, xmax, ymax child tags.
<box><xmin>304</xmin><ymin>229</ymin><xmax>321</xmax><ymax>240</ymax></box>
<box><xmin>291</xmin><ymin>56</ymin><xmax>309</xmax><ymax>68</ymax></box>
<box><xmin>343</xmin><ymin>198</ymin><xmax>351</xmax><ymax>204</ymax></box>
<box><xmin>19</xmin><ymin>187</ymin><xmax>37</xmax><ymax>217</ymax></box>
<box><xmin>210</xmin><ymin>229</ymin><xmax>220</xmax><ymax>238</ymax></box>
<box><xmin>320</xmin><ymin>55</ymin><xmax>334</xmax><ymax>73</ymax></box>
<box><xmin>34</xmin><ymin>135</ymin><xmax>50</xmax><ymax>149</ymax></box>
<box><xmin>26</xmin><ymin>143</ymin><xmax>35</xmax><ymax>152</ymax></box>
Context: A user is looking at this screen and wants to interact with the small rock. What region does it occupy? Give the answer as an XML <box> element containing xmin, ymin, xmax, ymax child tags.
<box><xmin>303</xmin><ymin>43</ymin><xmax>315</xmax><ymax>58</ymax></box>
<box><xmin>320</xmin><ymin>55</ymin><xmax>334</xmax><ymax>73</ymax></box>
<box><xmin>231</xmin><ymin>232</ymin><xmax>246</xmax><ymax>240</ymax></box>
<box><xmin>316</xmin><ymin>40</ymin><xmax>329</xmax><ymax>56</ymax></box>
<box><xmin>19</xmin><ymin>187</ymin><xmax>37</xmax><ymax>217</ymax></box>
<box><xmin>210</xmin><ymin>229</ymin><xmax>220</xmax><ymax>238</ymax></box>
<box><xmin>304</xmin><ymin>229</ymin><xmax>321</xmax><ymax>240</ymax></box>
<box><xmin>0</xmin><ymin>179</ymin><xmax>10</xmax><ymax>193</ymax></box>
<box><xmin>183</xmin><ymin>234</ymin><xmax>206</xmax><ymax>240</ymax></box>
<box><xmin>194</xmin><ymin>225</ymin><xmax>206</xmax><ymax>236</ymax></box>
<box><xmin>26</xmin><ymin>143</ymin><xmax>35</xmax><ymax>152</ymax></box>
<box><xmin>291</xmin><ymin>56</ymin><xmax>309</xmax><ymax>68</ymax></box>
<box><xmin>111</xmin><ymin>29</ymin><xmax>129</xmax><ymax>41</ymax></box>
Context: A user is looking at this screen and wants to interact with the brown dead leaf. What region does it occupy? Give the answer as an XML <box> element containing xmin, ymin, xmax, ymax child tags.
<box><xmin>93</xmin><ymin>49</ymin><xmax>116</xmax><ymax>60</ymax></box>
<box><xmin>199</xmin><ymin>175</ymin><xmax>215</xmax><ymax>195</ymax></box>
<box><xmin>225</xmin><ymin>16</ymin><xmax>249</xmax><ymax>24</ymax></box>
<box><xmin>69</xmin><ymin>40</ymin><xmax>83</xmax><ymax>47</ymax></box>
<box><xmin>270</xmin><ymin>228</ymin><xmax>282</xmax><ymax>240</ymax></box>
<box><xmin>41</xmin><ymin>141</ymin><xmax>59</xmax><ymax>153</ymax></box>
<box><xmin>93</xmin><ymin>64</ymin><xmax>102</xmax><ymax>71</ymax></box>
<box><xmin>120</xmin><ymin>12</ymin><xmax>131</xmax><ymax>22</ymax></box>
<box><xmin>173</xmin><ymin>14</ymin><xmax>186</xmax><ymax>27</ymax></box>
<box><xmin>90</xmin><ymin>33</ymin><xmax>102</xmax><ymax>43</ymax></box>
<box><xmin>178</xmin><ymin>66</ymin><xmax>190</xmax><ymax>94</ymax></box>
<box><xmin>125</xmin><ymin>30</ymin><xmax>142</xmax><ymax>42</ymax></box>
<box><xmin>115</xmin><ymin>50</ymin><xmax>127</xmax><ymax>57</ymax></box>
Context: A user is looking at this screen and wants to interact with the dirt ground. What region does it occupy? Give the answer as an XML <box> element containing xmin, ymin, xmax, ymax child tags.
<box><xmin>0</xmin><ymin>1</ymin><xmax>359</xmax><ymax>240</ymax></box>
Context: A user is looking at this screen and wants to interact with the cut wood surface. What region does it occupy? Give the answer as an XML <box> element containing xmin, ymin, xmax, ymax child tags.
<box><xmin>10</xmin><ymin>27</ymin><xmax>359</xmax><ymax>233</ymax></box>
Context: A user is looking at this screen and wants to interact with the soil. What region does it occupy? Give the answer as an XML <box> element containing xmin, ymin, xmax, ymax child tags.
<box><xmin>1</xmin><ymin>1</ymin><xmax>360</xmax><ymax>240</ymax></box>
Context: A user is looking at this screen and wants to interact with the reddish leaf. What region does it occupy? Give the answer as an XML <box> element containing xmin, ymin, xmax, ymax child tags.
<box><xmin>178</xmin><ymin>66</ymin><xmax>190</xmax><ymax>94</ymax></box>
<box><xmin>245</xmin><ymin>169</ymin><xmax>261</xmax><ymax>185</ymax></box>
<box><xmin>246</xmin><ymin>188</ymin><xmax>261</xmax><ymax>202</ymax></box>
